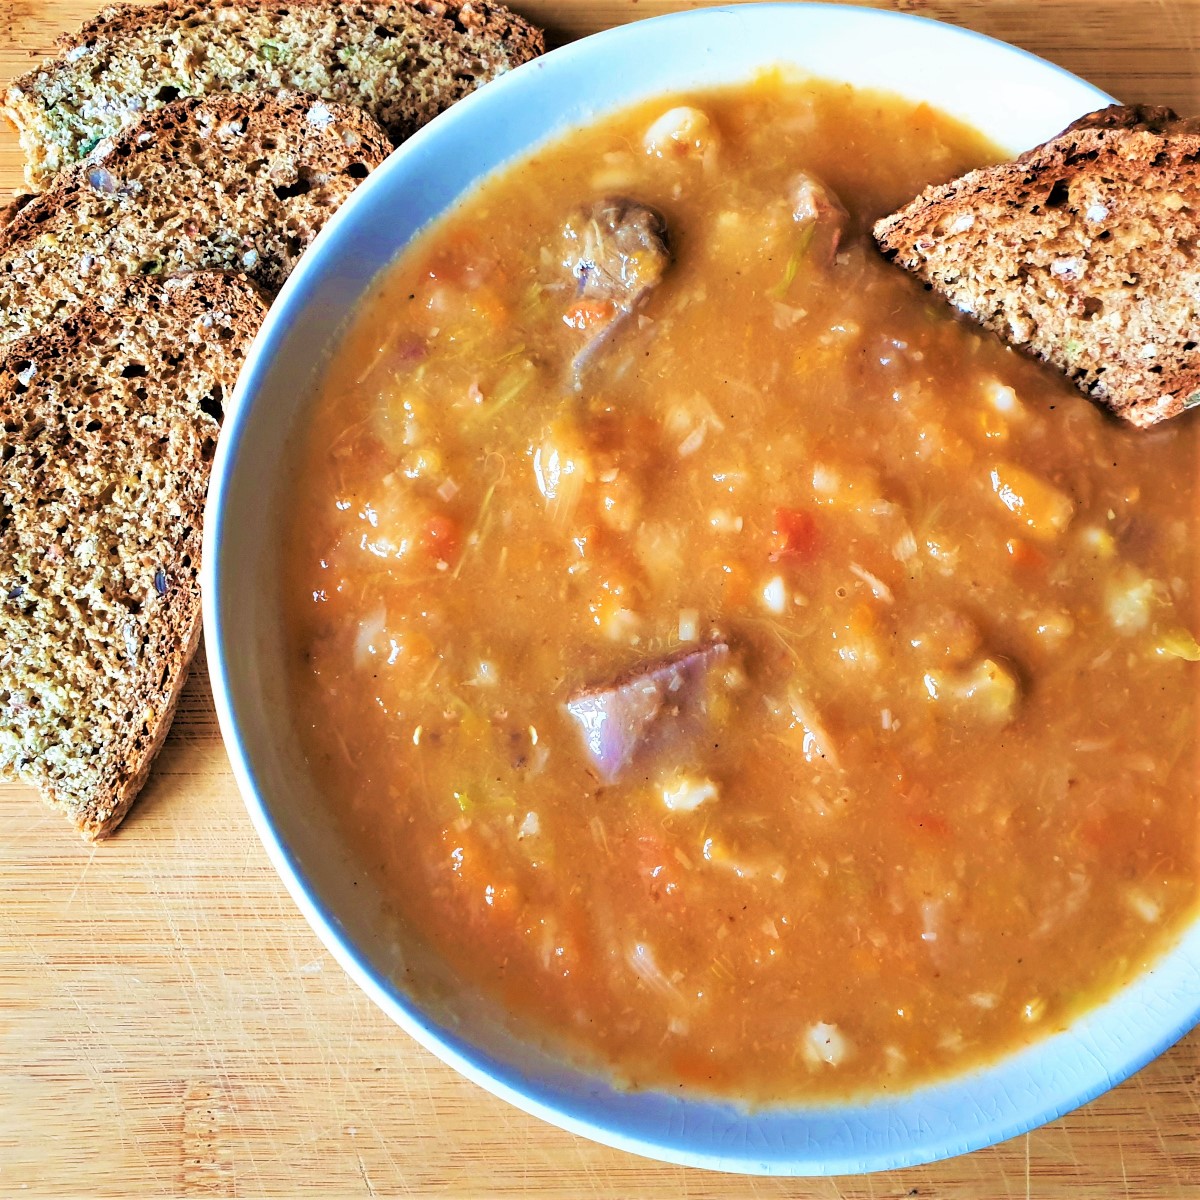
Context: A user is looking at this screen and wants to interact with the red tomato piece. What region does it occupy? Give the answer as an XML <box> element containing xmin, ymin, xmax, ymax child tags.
<box><xmin>421</xmin><ymin>512</ymin><xmax>460</xmax><ymax>561</ymax></box>
<box><xmin>770</xmin><ymin>507</ymin><xmax>821</xmax><ymax>562</ymax></box>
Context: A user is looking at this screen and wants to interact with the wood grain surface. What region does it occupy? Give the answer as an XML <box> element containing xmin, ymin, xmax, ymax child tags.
<box><xmin>2</xmin><ymin>1</ymin><xmax>1199</xmax><ymax>1196</ymax></box>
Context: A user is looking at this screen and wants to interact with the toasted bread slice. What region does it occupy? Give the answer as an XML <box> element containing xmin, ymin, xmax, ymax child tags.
<box><xmin>0</xmin><ymin>272</ymin><xmax>265</xmax><ymax>839</ymax></box>
<box><xmin>873</xmin><ymin>104</ymin><xmax>1200</xmax><ymax>427</ymax></box>
<box><xmin>4</xmin><ymin>0</ymin><xmax>544</xmax><ymax>188</ymax></box>
<box><xmin>0</xmin><ymin>92</ymin><xmax>388</xmax><ymax>351</ymax></box>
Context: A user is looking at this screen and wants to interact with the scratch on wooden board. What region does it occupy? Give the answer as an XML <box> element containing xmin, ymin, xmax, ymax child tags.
<box><xmin>1146</xmin><ymin>1113</ymin><xmax>1186</xmax><ymax>1191</ymax></box>
<box><xmin>143</xmin><ymin>863</ymin><xmax>275</xmax><ymax>1196</ymax></box>
<box><xmin>6</xmin><ymin>926</ymin><xmax>167</xmax><ymax>1188</ymax></box>
<box><xmin>1157</xmin><ymin>0</ymin><xmax>1196</xmax><ymax>52</ymax></box>
<box><xmin>356</xmin><ymin>1152</ymin><xmax>378</xmax><ymax>1197</ymax></box>
<box><xmin>63</xmin><ymin>842</ymin><xmax>97</xmax><ymax>910</ymax></box>
<box><xmin>1025</xmin><ymin>1134</ymin><xmax>1031</xmax><ymax>1200</ymax></box>
<box><xmin>993</xmin><ymin>1160</ymin><xmax>1017</xmax><ymax>1200</ymax></box>
<box><xmin>1116</xmin><ymin>1128</ymin><xmax>1130</xmax><ymax>1198</ymax></box>
<box><xmin>1057</xmin><ymin>1119</ymin><xmax>1082</xmax><ymax>1170</ymax></box>
<box><xmin>350</xmin><ymin>1073</ymin><xmax>409</xmax><ymax>1190</ymax></box>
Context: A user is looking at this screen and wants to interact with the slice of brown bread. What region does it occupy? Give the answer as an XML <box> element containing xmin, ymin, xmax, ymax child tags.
<box><xmin>0</xmin><ymin>271</ymin><xmax>265</xmax><ymax>840</ymax></box>
<box><xmin>873</xmin><ymin>104</ymin><xmax>1200</xmax><ymax>427</ymax></box>
<box><xmin>4</xmin><ymin>0</ymin><xmax>544</xmax><ymax>189</ymax></box>
<box><xmin>0</xmin><ymin>193</ymin><xmax>34</xmax><ymax>230</ymax></box>
<box><xmin>0</xmin><ymin>91</ymin><xmax>388</xmax><ymax>352</ymax></box>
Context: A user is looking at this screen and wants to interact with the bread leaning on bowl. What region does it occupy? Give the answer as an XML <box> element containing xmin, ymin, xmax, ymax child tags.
<box><xmin>0</xmin><ymin>272</ymin><xmax>266</xmax><ymax>840</ymax></box>
<box><xmin>873</xmin><ymin>104</ymin><xmax>1200</xmax><ymax>427</ymax></box>
<box><xmin>3</xmin><ymin>0</ymin><xmax>545</xmax><ymax>189</ymax></box>
<box><xmin>0</xmin><ymin>91</ymin><xmax>390</xmax><ymax>352</ymax></box>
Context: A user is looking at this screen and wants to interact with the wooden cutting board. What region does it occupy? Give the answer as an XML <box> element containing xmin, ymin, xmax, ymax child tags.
<box><xmin>2</xmin><ymin>2</ymin><xmax>1199</xmax><ymax>1195</ymax></box>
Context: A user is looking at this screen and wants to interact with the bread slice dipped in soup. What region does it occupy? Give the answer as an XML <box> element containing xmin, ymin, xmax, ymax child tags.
<box><xmin>281</xmin><ymin>78</ymin><xmax>1200</xmax><ymax>1103</ymax></box>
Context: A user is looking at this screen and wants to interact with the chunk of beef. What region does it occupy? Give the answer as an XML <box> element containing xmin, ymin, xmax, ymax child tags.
<box><xmin>560</xmin><ymin>197</ymin><xmax>671</xmax><ymax>379</ymax></box>
<box><xmin>791</xmin><ymin>171</ymin><xmax>848</xmax><ymax>264</ymax></box>
<box><xmin>564</xmin><ymin>198</ymin><xmax>671</xmax><ymax>304</ymax></box>
<box><xmin>564</xmin><ymin>640</ymin><xmax>728</xmax><ymax>783</ymax></box>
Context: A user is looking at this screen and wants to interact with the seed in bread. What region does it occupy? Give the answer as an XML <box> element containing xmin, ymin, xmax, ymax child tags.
<box><xmin>0</xmin><ymin>272</ymin><xmax>265</xmax><ymax>840</ymax></box>
<box><xmin>0</xmin><ymin>92</ymin><xmax>389</xmax><ymax>352</ymax></box>
<box><xmin>3</xmin><ymin>0</ymin><xmax>544</xmax><ymax>189</ymax></box>
<box><xmin>873</xmin><ymin>104</ymin><xmax>1200</xmax><ymax>427</ymax></box>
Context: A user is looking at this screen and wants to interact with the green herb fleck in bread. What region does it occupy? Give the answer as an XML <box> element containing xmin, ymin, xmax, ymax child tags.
<box><xmin>873</xmin><ymin>104</ymin><xmax>1200</xmax><ymax>427</ymax></box>
<box><xmin>0</xmin><ymin>91</ymin><xmax>388</xmax><ymax>351</ymax></box>
<box><xmin>3</xmin><ymin>0</ymin><xmax>544</xmax><ymax>188</ymax></box>
<box><xmin>0</xmin><ymin>272</ymin><xmax>265</xmax><ymax>840</ymax></box>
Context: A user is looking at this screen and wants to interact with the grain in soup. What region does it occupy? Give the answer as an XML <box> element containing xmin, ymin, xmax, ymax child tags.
<box><xmin>282</xmin><ymin>77</ymin><xmax>1200</xmax><ymax>1102</ymax></box>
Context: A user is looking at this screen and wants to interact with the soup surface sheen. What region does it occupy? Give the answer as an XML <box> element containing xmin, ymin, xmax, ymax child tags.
<box><xmin>284</xmin><ymin>78</ymin><xmax>1200</xmax><ymax>1102</ymax></box>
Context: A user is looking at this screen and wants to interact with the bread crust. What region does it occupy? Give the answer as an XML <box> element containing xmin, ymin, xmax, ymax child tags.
<box><xmin>3</xmin><ymin>0</ymin><xmax>544</xmax><ymax>187</ymax></box>
<box><xmin>0</xmin><ymin>272</ymin><xmax>266</xmax><ymax>839</ymax></box>
<box><xmin>874</xmin><ymin>104</ymin><xmax>1200</xmax><ymax>427</ymax></box>
<box><xmin>66</xmin><ymin>0</ymin><xmax>539</xmax><ymax>47</ymax></box>
<box><xmin>0</xmin><ymin>192</ymin><xmax>34</xmax><ymax>230</ymax></box>
<box><xmin>73</xmin><ymin>588</ymin><xmax>203</xmax><ymax>839</ymax></box>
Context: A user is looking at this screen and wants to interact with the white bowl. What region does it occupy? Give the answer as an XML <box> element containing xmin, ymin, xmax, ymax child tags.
<box><xmin>203</xmin><ymin>2</ymin><xmax>1200</xmax><ymax>1175</ymax></box>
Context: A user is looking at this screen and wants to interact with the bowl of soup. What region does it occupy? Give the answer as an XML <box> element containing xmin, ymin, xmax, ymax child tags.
<box><xmin>203</xmin><ymin>1</ymin><xmax>1200</xmax><ymax>1175</ymax></box>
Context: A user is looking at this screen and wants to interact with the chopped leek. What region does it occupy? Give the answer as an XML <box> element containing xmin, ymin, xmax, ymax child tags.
<box><xmin>770</xmin><ymin>224</ymin><xmax>815</xmax><ymax>298</ymax></box>
<box><xmin>449</xmin><ymin>479</ymin><xmax>499</xmax><ymax>580</ymax></box>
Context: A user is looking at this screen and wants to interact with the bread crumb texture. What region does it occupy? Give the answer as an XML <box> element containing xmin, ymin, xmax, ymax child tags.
<box><xmin>3</xmin><ymin>0</ymin><xmax>544</xmax><ymax>187</ymax></box>
<box><xmin>874</xmin><ymin>105</ymin><xmax>1200</xmax><ymax>427</ymax></box>
<box><xmin>0</xmin><ymin>91</ymin><xmax>389</xmax><ymax>350</ymax></box>
<box><xmin>0</xmin><ymin>272</ymin><xmax>265</xmax><ymax>839</ymax></box>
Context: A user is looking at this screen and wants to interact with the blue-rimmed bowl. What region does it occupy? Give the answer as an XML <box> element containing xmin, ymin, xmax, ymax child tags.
<box><xmin>203</xmin><ymin>2</ymin><xmax>1200</xmax><ymax>1175</ymax></box>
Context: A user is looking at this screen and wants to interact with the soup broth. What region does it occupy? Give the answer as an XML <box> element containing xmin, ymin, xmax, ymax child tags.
<box><xmin>282</xmin><ymin>77</ymin><xmax>1200</xmax><ymax>1101</ymax></box>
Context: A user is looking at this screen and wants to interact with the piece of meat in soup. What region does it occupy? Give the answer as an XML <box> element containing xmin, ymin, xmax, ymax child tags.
<box><xmin>791</xmin><ymin>170</ymin><xmax>848</xmax><ymax>263</ymax></box>
<box><xmin>560</xmin><ymin>197</ymin><xmax>671</xmax><ymax>378</ymax></box>
<box><xmin>564</xmin><ymin>641</ymin><xmax>729</xmax><ymax>783</ymax></box>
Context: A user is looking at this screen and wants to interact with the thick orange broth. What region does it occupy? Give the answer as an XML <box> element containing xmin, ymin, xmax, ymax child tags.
<box><xmin>282</xmin><ymin>78</ymin><xmax>1200</xmax><ymax>1102</ymax></box>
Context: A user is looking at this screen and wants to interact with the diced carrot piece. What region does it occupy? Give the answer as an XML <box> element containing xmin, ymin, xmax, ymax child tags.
<box><xmin>563</xmin><ymin>298</ymin><xmax>617</xmax><ymax>331</ymax></box>
<box><xmin>849</xmin><ymin>944</ymin><xmax>881</xmax><ymax>977</ymax></box>
<box><xmin>440</xmin><ymin>827</ymin><xmax>524</xmax><ymax>920</ymax></box>
<box><xmin>718</xmin><ymin>561</ymin><xmax>752</xmax><ymax>609</ymax></box>
<box><xmin>1077</xmin><ymin>810</ymin><xmax>1141</xmax><ymax>855</ymax></box>
<box><xmin>483</xmin><ymin>880</ymin><xmax>523</xmax><ymax>918</ymax></box>
<box><xmin>442</xmin><ymin>825</ymin><xmax>481</xmax><ymax>880</ymax></box>
<box><xmin>849</xmin><ymin>601</ymin><xmax>876</xmax><ymax>638</ymax></box>
<box><xmin>423</xmin><ymin>234</ymin><xmax>484</xmax><ymax>283</ymax></box>
<box><xmin>468</xmin><ymin>288</ymin><xmax>508</xmax><ymax>327</ymax></box>
<box><xmin>979</xmin><ymin>409</ymin><xmax>1008</xmax><ymax>441</ymax></box>
<box><xmin>1006</xmin><ymin>537</ymin><xmax>1048</xmax><ymax>571</ymax></box>
<box><xmin>912</xmin><ymin>811</ymin><xmax>950</xmax><ymax>837</ymax></box>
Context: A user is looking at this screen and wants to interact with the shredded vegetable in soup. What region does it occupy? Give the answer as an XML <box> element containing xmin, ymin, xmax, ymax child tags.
<box><xmin>283</xmin><ymin>76</ymin><xmax>1200</xmax><ymax>1102</ymax></box>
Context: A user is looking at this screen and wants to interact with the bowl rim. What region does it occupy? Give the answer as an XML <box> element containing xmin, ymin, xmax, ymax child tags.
<box><xmin>203</xmin><ymin>0</ymin><xmax>1200</xmax><ymax>1176</ymax></box>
